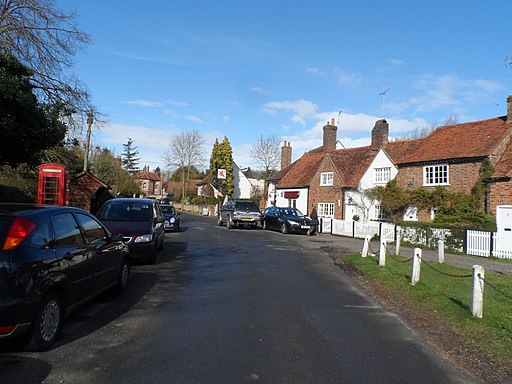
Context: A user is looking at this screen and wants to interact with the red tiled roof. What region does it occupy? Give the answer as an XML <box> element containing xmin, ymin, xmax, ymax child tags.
<box><xmin>277</xmin><ymin>152</ymin><xmax>325</xmax><ymax>188</ymax></box>
<box><xmin>388</xmin><ymin>117</ymin><xmax>510</xmax><ymax>164</ymax></box>
<box><xmin>329</xmin><ymin>146</ymin><xmax>378</xmax><ymax>188</ymax></box>
<box><xmin>135</xmin><ymin>172</ymin><xmax>161</xmax><ymax>181</ymax></box>
<box><xmin>493</xmin><ymin>138</ymin><xmax>512</xmax><ymax>178</ymax></box>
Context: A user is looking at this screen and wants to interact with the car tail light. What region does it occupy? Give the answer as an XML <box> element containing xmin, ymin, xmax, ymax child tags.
<box><xmin>3</xmin><ymin>217</ymin><xmax>36</xmax><ymax>251</ymax></box>
<box><xmin>0</xmin><ymin>325</ymin><xmax>16</xmax><ymax>335</ymax></box>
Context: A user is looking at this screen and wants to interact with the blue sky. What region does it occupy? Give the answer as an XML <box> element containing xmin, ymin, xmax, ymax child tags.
<box><xmin>60</xmin><ymin>0</ymin><xmax>512</xmax><ymax>172</ymax></box>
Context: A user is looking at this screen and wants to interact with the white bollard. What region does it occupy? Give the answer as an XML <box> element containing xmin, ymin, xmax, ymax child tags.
<box><xmin>379</xmin><ymin>240</ymin><xmax>386</xmax><ymax>266</ymax></box>
<box><xmin>438</xmin><ymin>240</ymin><xmax>445</xmax><ymax>264</ymax></box>
<box><xmin>395</xmin><ymin>228</ymin><xmax>401</xmax><ymax>255</ymax></box>
<box><xmin>471</xmin><ymin>265</ymin><xmax>485</xmax><ymax>318</ymax></box>
<box><xmin>361</xmin><ymin>234</ymin><xmax>371</xmax><ymax>257</ymax></box>
<box><xmin>411</xmin><ymin>248</ymin><xmax>422</xmax><ymax>285</ymax></box>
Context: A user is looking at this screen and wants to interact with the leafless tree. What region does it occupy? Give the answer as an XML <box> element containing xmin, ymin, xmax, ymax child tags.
<box><xmin>0</xmin><ymin>0</ymin><xmax>92</xmax><ymax>130</ymax></box>
<box><xmin>396</xmin><ymin>114</ymin><xmax>459</xmax><ymax>141</ymax></box>
<box><xmin>250</xmin><ymin>134</ymin><xmax>281</xmax><ymax>179</ymax></box>
<box><xmin>164</xmin><ymin>130</ymin><xmax>205</xmax><ymax>200</ymax></box>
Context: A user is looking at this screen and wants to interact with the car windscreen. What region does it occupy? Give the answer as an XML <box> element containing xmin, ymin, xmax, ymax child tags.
<box><xmin>97</xmin><ymin>202</ymin><xmax>151</xmax><ymax>222</ymax></box>
<box><xmin>161</xmin><ymin>206</ymin><xmax>175</xmax><ymax>215</ymax></box>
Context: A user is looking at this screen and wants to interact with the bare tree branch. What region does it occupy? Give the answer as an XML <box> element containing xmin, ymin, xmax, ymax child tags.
<box><xmin>0</xmin><ymin>0</ymin><xmax>92</xmax><ymax>128</ymax></box>
<box><xmin>250</xmin><ymin>134</ymin><xmax>281</xmax><ymax>178</ymax></box>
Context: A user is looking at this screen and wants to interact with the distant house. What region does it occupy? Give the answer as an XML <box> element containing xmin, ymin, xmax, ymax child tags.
<box><xmin>197</xmin><ymin>162</ymin><xmax>264</xmax><ymax>200</ymax></box>
<box><xmin>135</xmin><ymin>165</ymin><xmax>163</xmax><ymax>197</ymax></box>
<box><xmin>263</xmin><ymin>95</ymin><xmax>512</xmax><ymax>223</ymax></box>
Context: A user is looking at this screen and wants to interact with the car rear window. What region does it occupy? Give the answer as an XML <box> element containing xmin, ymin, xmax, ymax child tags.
<box><xmin>236</xmin><ymin>202</ymin><xmax>259</xmax><ymax>211</ymax></box>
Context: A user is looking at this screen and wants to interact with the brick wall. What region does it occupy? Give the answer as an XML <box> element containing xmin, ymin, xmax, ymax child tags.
<box><xmin>395</xmin><ymin>161</ymin><xmax>482</xmax><ymax>193</ymax></box>
<box><xmin>489</xmin><ymin>180</ymin><xmax>512</xmax><ymax>215</ymax></box>
<box><xmin>307</xmin><ymin>157</ymin><xmax>344</xmax><ymax>219</ymax></box>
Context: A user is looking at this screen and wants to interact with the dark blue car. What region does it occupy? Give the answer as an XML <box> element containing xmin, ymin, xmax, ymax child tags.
<box><xmin>0</xmin><ymin>204</ymin><xmax>130</xmax><ymax>351</ymax></box>
<box><xmin>160</xmin><ymin>204</ymin><xmax>180</xmax><ymax>232</ymax></box>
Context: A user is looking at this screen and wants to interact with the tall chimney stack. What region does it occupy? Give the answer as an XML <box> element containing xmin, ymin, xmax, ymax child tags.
<box><xmin>371</xmin><ymin>119</ymin><xmax>389</xmax><ymax>151</ymax></box>
<box><xmin>507</xmin><ymin>95</ymin><xmax>512</xmax><ymax>122</ymax></box>
<box><xmin>281</xmin><ymin>141</ymin><xmax>292</xmax><ymax>170</ymax></box>
<box><xmin>323</xmin><ymin>118</ymin><xmax>338</xmax><ymax>153</ymax></box>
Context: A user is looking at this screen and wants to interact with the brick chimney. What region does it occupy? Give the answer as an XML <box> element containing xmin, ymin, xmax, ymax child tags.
<box><xmin>323</xmin><ymin>118</ymin><xmax>337</xmax><ymax>153</ymax></box>
<box><xmin>281</xmin><ymin>141</ymin><xmax>292</xmax><ymax>170</ymax></box>
<box><xmin>371</xmin><ymin>119</ymin><xmax>389</xmax><ymax>151</ymax></box>
<box><xmin>507</xmin><ymin>95</ymin><xmax>512</xmax><ymax>122</ymax></box>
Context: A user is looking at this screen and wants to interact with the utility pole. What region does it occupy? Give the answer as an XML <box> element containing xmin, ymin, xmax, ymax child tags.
<box><xmin>83</xmin><ymin>110</ymin><xmax>93</xmax><ymax>172</ymax></box>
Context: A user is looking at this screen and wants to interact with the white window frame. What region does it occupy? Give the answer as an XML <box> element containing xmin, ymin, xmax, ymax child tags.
<box><xmin>318</xmin><ymin>202</ymin><xmax>334</xmax><ymax>217</ymax></box>
<box><xmin>423</xmin><ymin>164</ymin><xmax>449</xmax><ymax>186</ymax></box>
<box><xmin>320</xmin><ymin>172</ymin><xmax>334</xmax><ymax>186</ymax></box>
<box><xmin>374</xmin><ymin>167</ymin><xmax>391</xmax><ymax>184</ymax></box>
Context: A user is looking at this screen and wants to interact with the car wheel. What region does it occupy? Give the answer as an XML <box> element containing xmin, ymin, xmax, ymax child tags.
<box><xmin>25</xmin><ymin>292</ymin><xmax>62</xmax><ymax>351</ymax></box>
<box><xmin>116</xmin><ymin>258</ymin><xmax>130</xmax><ymax>293</ymax></box>
<box><xmin>281</xmin><ymin>223</ymin><xmax>289</xmax><ymax>234</ymax></box>
<box><xmin>175</xmin><ymin>221</ymin><xmax>180</xmax><ymax>232</ymax></box>
<box><xmin>226</xmin><ymin>216</ymin><xmax>233</xmax><ymax>229</ymax></box>
<box><xmin>262</xmin><ymin>220</ymin><xmax>268</xmax><ymax>230</ymax></box>
<box><xmin>158</xmin><ymin>236</ymin><xmax>164</xmax><ymax>250</ymax></box>
<box><xmin>217</xmin><ymin>216</ymin><xmax>223</xmax><ymax>226</ymax></box>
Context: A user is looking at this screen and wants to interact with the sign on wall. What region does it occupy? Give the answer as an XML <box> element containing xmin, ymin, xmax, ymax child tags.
<box><xmin>217</xmin><ymin>168</ymin><xmax>226</xmax><ymax>179</ymax></box>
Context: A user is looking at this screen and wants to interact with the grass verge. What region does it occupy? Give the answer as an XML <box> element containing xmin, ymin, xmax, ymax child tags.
<box><xmin>340</xmin><ymin>252</ymin><xmax>512</xmax><ymax>381</ymax></box>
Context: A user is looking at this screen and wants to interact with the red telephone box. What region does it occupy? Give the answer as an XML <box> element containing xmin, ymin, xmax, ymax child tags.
<box><xmin>37</xmin><ymin>163</ymin><xmax>69</xmax><ymax>206</ymax></box>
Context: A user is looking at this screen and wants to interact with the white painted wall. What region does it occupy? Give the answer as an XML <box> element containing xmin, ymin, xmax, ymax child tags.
<box><xmin>343</xmin><ymin>150</ymin><xmax>398</xmax><ymax>221</ymax></box>
<box><xmin>275</xmin><ymin>187</ymin><xmax>309</xmax><ymax>213</ymax></box>
<box><xmin>359</xmin><ymin>150</ymin><xmax>398</xmax><ymax>190</ymax></box>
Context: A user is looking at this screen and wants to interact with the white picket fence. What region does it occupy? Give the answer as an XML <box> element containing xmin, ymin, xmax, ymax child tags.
<box><xmin>321</xmin><ymin>219</ymin><xmax>512</xmax><ymax>260</ymax></box>
<box><xmin>321</xmin><ymin>218</ymin><xmax>395</xmax><ymax>241</ymax></box>
<box><xmin>467</xmin><ymin>230</ymin><xmax>512</xmax><ymax>259</ymax></box>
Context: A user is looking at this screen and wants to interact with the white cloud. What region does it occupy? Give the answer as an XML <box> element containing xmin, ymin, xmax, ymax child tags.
<box><xmin>305</xmin><ymin>67</ymin><xmax>326</xmax><ymax>76</ymax></box>
<box><xmin>185</xmin><ymin>115</ymin><xmax>204</xmax><ymax>123</ymax></box>
<box><xmin>334</xmin><ymin>68</ymin><xmax>363</xmax><ymax>87</ymax></box>
<box><xmin>262</xmin><ymin>99</ymin><xmax>319</xmax><ymax>126</ymax></box>
<box><xmin>124</xmin><ymin>99</ymin><xmax>163</xmax><ymax>107</ymax></box>
<box><xmin>409</xmin><ymin>74</ymin><xmax>504</xmax><ymax>113</ymax></box>
<box><xmin>249</xmin><ymin>86</ymin><xmax>271</xmax><ymax>95</ymax></box>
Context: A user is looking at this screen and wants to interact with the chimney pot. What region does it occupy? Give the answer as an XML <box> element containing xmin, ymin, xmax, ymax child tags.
<box><xmin>507</xmin><ymin>95</ymin><xmax>512</xmax><ymax>122</ymax></box>
<box><xmin>281</xmin><ymin>141</ymin><xmax>292</xmax><ymax>170</ymax></box>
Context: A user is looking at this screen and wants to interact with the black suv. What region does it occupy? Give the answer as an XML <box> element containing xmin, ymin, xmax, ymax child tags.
<box><xmin>217</xmin><ymin>200</ymin><xmax>261</xmax><ymax>229</ymax></box>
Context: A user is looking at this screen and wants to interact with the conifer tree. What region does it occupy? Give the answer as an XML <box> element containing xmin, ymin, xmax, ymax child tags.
<box><xmin>209</xmin><ymin>136</ymin><xmax>234</xmax><ymax>197</ymax></box>
<box><xmin>121</xmin><ymin>137</ymin><xmax>141</xmax><ymax>173</ymax></box>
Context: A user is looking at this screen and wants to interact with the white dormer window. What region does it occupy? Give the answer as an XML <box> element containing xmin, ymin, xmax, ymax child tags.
<box><xmin>423</xmin><ymin>164</ymin><xmax>449</xmax><ymax>186</ymax></box>
<box><xmin>374</xmin><ymin>167</ymin><xmax>391</xmax><ymax>184</ymax></box>
<box><xmin>320</xmin><ymin>172</ymin><xmax>334</xmax><ymax>186</ymax></box>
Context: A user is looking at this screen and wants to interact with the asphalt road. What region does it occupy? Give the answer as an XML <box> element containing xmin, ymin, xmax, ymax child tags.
<box><xmin>0</xmin><ymin>212</ymin><xmax>476</xmax><ymax>384</ymax></box>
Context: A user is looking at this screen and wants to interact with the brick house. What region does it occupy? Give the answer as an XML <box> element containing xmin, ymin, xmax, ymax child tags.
<box><xmin>264</xmin><ymin>95</ymin><xmax>512</xmax><ymax>222</ymax></box>
<box><xmin>387</xmin><ymin>95</ymin><xmax>512</xmax><ymax>221</ymax></box>
<box><xmin>266</xmin><ymin>119</ymin><xmax>396</xmax><ymax>220</ymax></box>
<box><xmin>135</xmin><ymin>165</ymin><xmax>163</xmax><ymax>197</ymax></box>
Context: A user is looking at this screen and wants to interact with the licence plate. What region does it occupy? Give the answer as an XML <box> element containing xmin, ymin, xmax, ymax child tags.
<box><xmin>242</xmin><ymin>218</ymin><xmax>253</xmax><ymax>221</ymax></box>
<box><xmin>301</xmin><ymin>225</ymin><xmax>310</xmax><ymax>229</ymax></box>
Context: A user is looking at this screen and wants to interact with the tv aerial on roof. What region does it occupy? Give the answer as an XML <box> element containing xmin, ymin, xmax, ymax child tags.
<box><xmin>379</xmin><ymin>88</ymin><xmax>390</xmax><ymax>118</ymax></box>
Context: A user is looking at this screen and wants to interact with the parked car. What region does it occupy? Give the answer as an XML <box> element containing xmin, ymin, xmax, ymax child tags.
<box><xmin>218</xmin><ymin>200</ymin><xmax>261</xmax><ymax>229</ymax></box>
<box><xmin>261</xmin><ymin>206</ymin><xmax>312</xmax><ymax>234</ymax></box>
<box><xmin>160</xmin><ymin>204</ymin><xmax>180</xmax><ymax>232</ymax></box>
<box><xmin>0</xmin><ymin>203</ymin><xmax>130</xmax><ymax>351</ymax></box>
<box><xmin>96</xmin><ymin>198</ymin><xmax>165</xmax><ymax>264</ymax></box>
